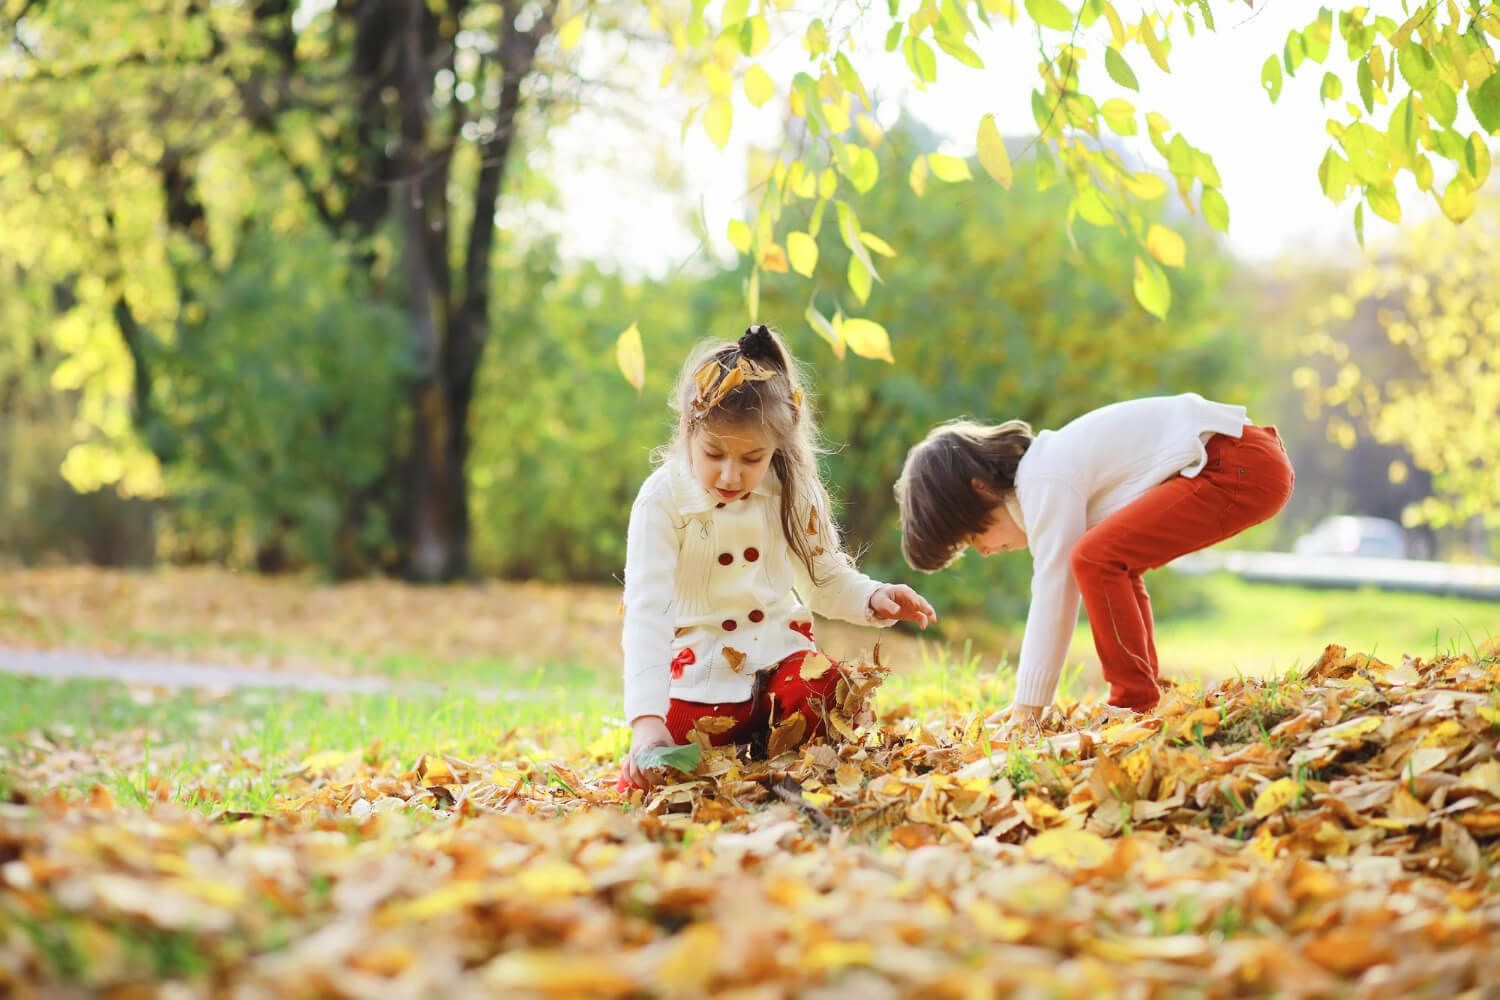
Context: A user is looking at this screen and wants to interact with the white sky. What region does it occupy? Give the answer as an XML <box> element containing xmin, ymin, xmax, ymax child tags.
<box><xmin>540</xmin><ymin>3</ymin><xmax>1452</xmax><ymax>278</ymax></box>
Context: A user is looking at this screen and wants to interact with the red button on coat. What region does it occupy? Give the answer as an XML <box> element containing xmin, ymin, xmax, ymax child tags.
<box><xmin>718</xmin><ymin>552</ymin><xmax>733</xmax><ymax>566</ymax></box>
<box><xmin>722</xmin><ymin>619</ymin><xmax>737</xmax><ymax>631</ymax></box>
<box><xmin>743</xmin><ymin>547</ymin><xmax>759</xmax><ymax>562</ymax></box>
<box><xmin>748</xmin><ymin>610</ymin><xmax>764</xmax><ymax>623</ymax></box>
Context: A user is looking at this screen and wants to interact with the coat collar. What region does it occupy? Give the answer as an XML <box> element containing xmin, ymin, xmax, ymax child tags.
<box><xmin>667</xmin><ymin>454</ymin><xmax>782</xmax><ymax>516</ymax></box>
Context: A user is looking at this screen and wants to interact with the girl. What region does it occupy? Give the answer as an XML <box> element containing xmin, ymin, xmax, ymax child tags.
<box><xmin>619</xmin><ymin>325</ymin><xmax>936</xmax><ymax>790</ymax></box>
<box><xmin>894</xmin><ymin>393</ymin><xmax>1294</xmax><ymax>727</ymax></box>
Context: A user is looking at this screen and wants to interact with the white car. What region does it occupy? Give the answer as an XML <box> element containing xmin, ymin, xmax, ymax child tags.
<box><xmin>1292</xmin><ymin>516</ymin><xmax>1408</xmax><ymax>559</ymax></box>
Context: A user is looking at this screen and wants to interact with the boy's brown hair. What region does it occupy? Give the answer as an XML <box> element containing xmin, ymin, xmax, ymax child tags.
<box><xmin>894</xmin><ymin>419</ymin><xmax>1034</xmax><ymax>571</ymax></box>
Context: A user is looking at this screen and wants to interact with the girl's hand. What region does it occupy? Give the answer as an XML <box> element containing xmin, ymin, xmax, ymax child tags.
<box><xmin>619</xmin><ymin>715</ymin><xmax>676</xmax><ymax>792</ymax></box>
<box><xmin>869</xmin><ymin>584</ymin><xmax>938</xmax><ymax>629</ymax></box>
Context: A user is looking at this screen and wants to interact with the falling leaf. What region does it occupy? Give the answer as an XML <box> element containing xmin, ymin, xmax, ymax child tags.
<box><xmin>615</xmin><ymin>322</ymin><xmax>645</xmax><ymax>392</ymax></box>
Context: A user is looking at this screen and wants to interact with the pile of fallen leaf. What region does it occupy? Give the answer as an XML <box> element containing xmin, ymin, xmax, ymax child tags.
<box><xmin>2</xmin><ymin>644</ymin><xmax>1497</xmax><ymax>997</ymax></box>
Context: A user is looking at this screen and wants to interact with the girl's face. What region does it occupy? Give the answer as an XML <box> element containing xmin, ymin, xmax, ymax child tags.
<box><xmin>968</xmin><ymin>504</ymin><xmax>1027</xmax><ymax>557</ymax></box>
<box><xmin>689</xmin><ymin>421</ymin><xmax>776</xmax><ymax>503</ymax></box>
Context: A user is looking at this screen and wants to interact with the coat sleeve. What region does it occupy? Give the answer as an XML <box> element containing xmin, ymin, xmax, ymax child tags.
<box><xmin>1011</xmin><ymin>476</ymin><xmax>1087</xmax><ymax>708</ymax></box>
<box><xmin>789</xmin><ymin>536</ymin><xmax>891</xmax><ymax>628</ymax></box>
<box><xmin>621</xmin><ymin>481</ymin><xmax>681</xmax><ymax>722</ymax></box>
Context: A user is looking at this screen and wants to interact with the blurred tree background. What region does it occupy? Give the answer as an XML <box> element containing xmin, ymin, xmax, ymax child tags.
<box><xmin>2</xmin><ymin>0</ymin><xmax>1494</xmax><ymax>625</ymax></box>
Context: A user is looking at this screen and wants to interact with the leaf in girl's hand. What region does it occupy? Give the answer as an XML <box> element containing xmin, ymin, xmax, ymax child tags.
<box><xmin>633</xmin><ymin>743</ymin><xmax>703</xmax><ymax>774</ymax></box>
<box><xmin>723</xmin><ymin>646</ymin><xmax>747</xmax><ymax>672</ymax></box>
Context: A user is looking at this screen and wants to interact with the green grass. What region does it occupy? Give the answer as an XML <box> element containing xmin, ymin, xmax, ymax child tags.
<box><xmin>4</xmin><ymin>576</ymin><xmax>1495</xmax><ymax>811</ymax></box>
<box><xmin>0</xmin><ymin>671</ymin><xmax>622</xmax><ymax>813</ymax></box>
<box><xmin>1077</xmin><ymin>574</ymin><xmax>1500</xmax><ymax>682</ymax></box>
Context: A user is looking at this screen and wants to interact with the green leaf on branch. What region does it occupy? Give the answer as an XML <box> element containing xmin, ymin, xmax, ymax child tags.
<box><xmin>1464</xmin><ymin>133</ymin><xmax>1491</xmax><ymax>189</ymax></box>
<box><xmin>1354</xmin><ymin>201</ymin><xmax>1365</xmax><ymax>247</ymax></box>
<box><xmin>1357</xmin><ymin>57</ymin><xmax>1374</xmax><ymax>114</ymax></box>
<box><xmin>787</xmin><ymin>231</ymin><xmax>818</xmax><ymax>277</ymax></box>
<box><xmin>1318</xmin><ymin>149</ymin><xmax>1353</xmax><ymax>203</ymax></box>
<box><xmin>633</xmin><ymin>743</ymin><xmax>702</xmax><ymax>775</ymax></box>
<box><xmin>847</xmin><ymin>254</ymin><xmax>873</xmax><ymax>305</ymax></box>
<box><xmin>1201</xmin><ymin>186</ymin><xmax>1230</xmax><ymax>233</ymax></box>
<box><xmin>1100</xmin><ymin>98</ymin><xmax>1136</xmax><ymax>135</ymax></box>
<box><xmin>1261</xmin><ymin>56</ymin><xmax>1283</xmax><ymax>103</ymax></box>
<box><xmin>1105</xmin><ymin>47</ymin><xmax>1138</xmax><ymax>91</ymax></box>
<box><xmin>1302</xmin><ymin>9</ymin><xmax>1332</xmax><ymax>63</ymax></box>
<box><xmin>1397</xmin><ymin>44</ymin><xmax>1434</xmax><ymax>91</ymax></box>
<box><xmin>1366</xmin><ymin>183</ymin><xmax>1401</xmax><ymax>224</ymax></box>
<box><xmin>1470</xmin><ymin>74</ymin><xmax>1500</xmax><ymax>135</ymax></box>
<box><xmin>1340</xmin><ymin>123</ymin><xmax>1389</xmax><ymax>185</ymax></box>
<box><xmin>805</xmin><ymin>302</ymin><xmax>845</xmax><ymax>359</ymax></box>
<box><xmin>835</xmin><ymin>53</ymin><xmax>872</xmax><ymax>110</ymax></box>
<box><xmin>1439</xmin><ymin>177</ymin><xmax>1476</xmax><ymax>223</ymax></box>
<box><xmin>1427</xmin><ymin>80</ymin><xmax>1457</xmax><ymax>128</ymax></box>
<box><xmin>927</xmin><ymin>153</ymin><xmax>972</xmax><ymax>183</ymax></box>
<box><xmin>860</xmin><ymin>231</ymin><xmax>897</xmax><ymax>257</ymax></box>
<box><xmin>835</xmin><ymin>200</ymin><xmax>878</xmax><ymax>277</ymax></box>
<box><xmin>727</xmin><ymin>219</ymin><xmax>752</xmax><ymax>254</ymax></box>
<box><xmin>1024</xmin><ymin>0</ymin><xmax>1074</xmax><ymax>32</ymax></box>
<box><xmin>1132</xmin><ymin>255</ymin><xmax>1171</xmax><ymax>319</ymax></box>
<box><xmin>976</xmin><ymin>114</ymin><xmax>1014</xmax><ymax>188</ymax></box>
<box><xmin>704</xmin><ymin>99</ymin><xmax>733</xmax><ymax>150</ymax></box>
<box><xmin>839</xmin><ymin>317</ymin><xmax>894</xmax><ymax>363</ymax></box>
<box><xmin>1320</xmin><ymin>72</ymin><xmax>1342</xmax><ymax>103</ymax></box>
<box><xmin>744</xmin><ymin>65</ymin><xmax>774</xmax><ymax>107</ymax></box>
<box><xmin>1146</xmin><ymin>224</ymin><xmax>1185</xmax><ymax>269</ymax></box>
<box><xmin>905</xmin><ymin>36</ymin><xmax>938</xmax><ymax>83</ymax></box>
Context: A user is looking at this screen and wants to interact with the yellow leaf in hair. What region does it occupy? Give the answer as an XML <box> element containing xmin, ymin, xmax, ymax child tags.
<box><xmin>723</xmin><ymin>646</ymin><xmax>748</xmax><ymax>672</ymax></box>
<box><xmin>707</xmin><ymin>365</ymin><xmax>744</xmax><ymax>409</ymax></box>
<box><xmin>694</xmin><ymin>359</ymin><xmax>720</xmax><ymax>394</ymax></box>
<box><xmin>807</xmin><ymin>507</ymin><xmax>819</xmax><ymax>535</ymax></box>
<box><xmin>739</xmin><ymin>358</ymin><xmax>777</xmax><ymax>382</ymax></box>
<box><xmin>791</xmin><ymin>388</ymin><xmax>804</xmax><ymax>408</ymax></box>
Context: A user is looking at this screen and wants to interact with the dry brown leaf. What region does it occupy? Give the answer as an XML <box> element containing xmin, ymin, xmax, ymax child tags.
<box><xmin>767</xmin><ymin>712</ymin><xmax>808</xmax><ymax>757</ymax></box>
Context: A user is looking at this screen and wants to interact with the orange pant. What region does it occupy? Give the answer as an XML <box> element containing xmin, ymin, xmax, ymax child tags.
<box><xmin>664</xmin><ymin>648</ymin><xmax>844</xmax><ymax>746</ymax></box>
<box><xmin>1070</xmin><ymin>425</ymin><xmax>1294</xmax><ymax>711</ymax></box>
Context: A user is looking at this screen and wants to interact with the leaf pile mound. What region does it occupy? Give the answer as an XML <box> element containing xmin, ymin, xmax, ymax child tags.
<box><xmin>3</xmin><ymin>645</ymin><xmax>1498</xmax><ymax>997</ymax></box>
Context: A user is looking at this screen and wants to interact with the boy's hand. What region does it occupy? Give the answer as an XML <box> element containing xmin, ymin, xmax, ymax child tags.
<box><xmin>987</xmin><ymin>703</ymin><xmax>1044</xmax><ymax>737</ymax></box>
<box><xmin>619</xmin><ymin>716</ymin><xmax>675</xmax><ymax>791</ymax></box>
<box><xmin>869</xmin><ymin>584</ymin><xmax>937</xmax><ymax>629</ymax></box>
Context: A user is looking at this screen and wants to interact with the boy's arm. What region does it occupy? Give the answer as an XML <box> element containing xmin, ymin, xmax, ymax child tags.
<box><xmin>621</xmin><ymin>487</ymin><xmax>681</xmax><ymax>723</ymax></box>
<box><xmin>1012</xmin><ymin>476</ymin><xmax>1088</xmax><ymax>709</ymax></box>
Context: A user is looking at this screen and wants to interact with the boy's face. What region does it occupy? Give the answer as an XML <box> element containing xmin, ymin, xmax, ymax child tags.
<box><xmin>968</xmin><ymin>504</ymin><xmax>1027</xmax><ymax>557</ymax></box>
